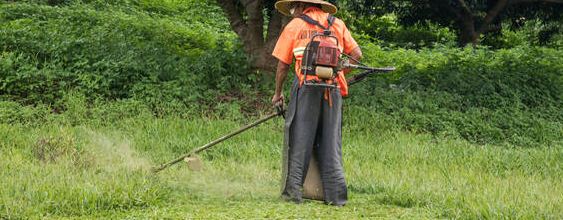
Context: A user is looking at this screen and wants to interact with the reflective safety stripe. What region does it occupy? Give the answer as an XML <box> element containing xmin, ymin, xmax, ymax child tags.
<box><xmin>293</xmin><ymin>47</ymin><xmax>306</xmax><ymax>58</ymax></box>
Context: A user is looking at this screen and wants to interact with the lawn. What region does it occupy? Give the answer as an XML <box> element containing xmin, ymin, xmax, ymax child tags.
<box><xmin>0</xmin><ymin>112</ymin><xmax>561</xmax><ymax>219</ymax></box>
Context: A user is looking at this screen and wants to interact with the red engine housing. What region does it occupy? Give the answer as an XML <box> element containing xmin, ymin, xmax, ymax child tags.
<box><xmin>315</xmin><ymin>40</ymin><xmax>340</xmax><ymax>67</ymax></box>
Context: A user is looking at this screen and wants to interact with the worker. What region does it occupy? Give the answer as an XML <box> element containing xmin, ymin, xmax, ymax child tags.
<box><xmin>271</xmin><ymin>0</ymin><xmax>362</xmax><ymax>206</ymax></box>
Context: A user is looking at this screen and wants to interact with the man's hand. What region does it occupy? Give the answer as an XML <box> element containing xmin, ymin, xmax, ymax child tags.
<box><xmin>271</xmin><ymin>93</ymin><xmax>285</xmax><ymax>108</ymax></box>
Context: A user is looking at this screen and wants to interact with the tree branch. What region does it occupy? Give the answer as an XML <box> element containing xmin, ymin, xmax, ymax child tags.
<box><xmin>456</xmin><ymin>0</ymin><xmax>474</xmax><ymax>18</ymax></box>
<box><xmin>215</xmin><ymin>0</ymin><xmax>284</xmax><ymax>71</ymax></box>
<box><xmin>477</xmin><ymin>0</ymin><xmax>508</xmax><ymax>34</ymax></box>
<box><xmin>216</xmin><ymin>0</ymin><xmax>247</xmax><ymax>38</ymax></box>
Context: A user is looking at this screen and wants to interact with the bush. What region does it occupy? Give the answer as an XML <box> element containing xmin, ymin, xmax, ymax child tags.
<box><xmin>0</xmin><ymin>100</ymin><xmax>51</xmax><ymax>124</ymax></box>
<box><xmin>342</xmin><ymin>13</ymin><xmax>457</xmax><ymax>49</ymax></box>
<box><xmin>0</xmin><ymin>1</ymin><xmax>251</xmax><ymax>111</ymax></box>
<box><xmin>348</xmin><ymin>43</ymin><xmax>562</xmax><ymax>146</ymax></box>
<box><xmin>482</xmin><ymin>19</ymin><xmax>563</xmax><ymax>49</ymax></box>
<box><xmin>1</xmin><ymin>1</ymin><xmax>561</xmax><ymax>147</ymax></box>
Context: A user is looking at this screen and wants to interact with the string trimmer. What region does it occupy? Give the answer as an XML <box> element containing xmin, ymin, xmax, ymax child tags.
<box><xmin>151</xmin><ymin>66</ymin><xmax>395</xmax><ymax>174</ymax></box>
<box><xmin>151</xmin><ymin>107</ymin><xmax>284</xmax><ymax>173</ymax></box>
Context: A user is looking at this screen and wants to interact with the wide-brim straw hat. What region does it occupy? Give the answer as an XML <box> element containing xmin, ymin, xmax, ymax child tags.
<box><xmin>275</xmin><ymin>0</ymin><xmax>337</xmax><ymax>16</ymax></box>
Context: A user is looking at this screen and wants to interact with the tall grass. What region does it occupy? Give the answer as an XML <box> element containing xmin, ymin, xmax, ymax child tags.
<box><xmin>0</xmin><ymin>102</ymin><xmax>561</xmax><ymax>219</ymax></box>
<box><xmin>0</xmin><ymin>125</ymin><xmax>167</xmax><ymax>218</ymax></box>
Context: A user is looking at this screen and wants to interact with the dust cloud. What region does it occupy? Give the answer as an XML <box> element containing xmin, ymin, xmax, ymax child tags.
<box><xmin>85</xmin><ymin>130</ymin><xmax>152</xmax><ymax>172</ymax></box>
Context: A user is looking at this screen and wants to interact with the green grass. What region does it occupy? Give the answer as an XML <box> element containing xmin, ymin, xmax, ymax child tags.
<box><xmin>0</xmin><ymin>108</ymin><xmax>561</xmax><ymax>219</ymax></box>
<box><xmin>1</xmin><ymin>1</ymin><xmax>561</xmax><ymax>218</ymax></box>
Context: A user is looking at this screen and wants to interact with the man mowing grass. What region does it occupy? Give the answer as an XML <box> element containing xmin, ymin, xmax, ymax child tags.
<box><xmin>271</xmin><ymin>0</ymin><xmax>362</xmax><ymax>206</ymax></box>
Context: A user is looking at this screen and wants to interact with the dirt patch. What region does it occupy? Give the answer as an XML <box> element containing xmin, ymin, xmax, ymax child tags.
<box><xmin>33</xmin><ymin>136</ymin><xmax>77</xmax><ymax>163</ymax></box>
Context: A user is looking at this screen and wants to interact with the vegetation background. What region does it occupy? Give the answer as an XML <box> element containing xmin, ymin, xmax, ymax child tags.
<box><xmin>0</xmin><ymin>0</ymin><xmax>561</xmax><ymax>219</ymax></box>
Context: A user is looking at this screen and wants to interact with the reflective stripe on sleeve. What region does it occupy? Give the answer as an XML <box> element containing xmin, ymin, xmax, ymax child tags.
<box><xmin>293</xmin><ymin>47</ymin><xmax>306</xmax><ymax>58</ymax></box>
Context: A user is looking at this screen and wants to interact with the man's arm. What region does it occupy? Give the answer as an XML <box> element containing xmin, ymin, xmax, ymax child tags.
<box><xmin>344</xmin><ymin>47</ymin><xmax>362</xmax><ymax>75</ymax></box>
<box><xmin>272</xmin><ymin>61</ymin><xmax>290</xmax><ymax>106</ymax></box>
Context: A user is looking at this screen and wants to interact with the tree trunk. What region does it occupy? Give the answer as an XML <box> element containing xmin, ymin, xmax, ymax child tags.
<box><xmin>253</xmin><ymin>7</ymin><xmax>286</xmax><ymax>72</ymax></box>
<box><xmin>216</xmin><ymin>0</ymin><xmax>286</xmax><ymax>73</ymax></box>
<box><xmin>459</xmin><ymin>16</ymin><xmax>479</xmax><ymax>46</ymax></box>
<box><xmin>448</xmin><ymin>0</ymin><xmax>480</xmax><ymax>46</ymax></box>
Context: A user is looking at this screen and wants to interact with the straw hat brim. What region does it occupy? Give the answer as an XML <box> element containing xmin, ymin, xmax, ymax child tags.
<box><xmin>275</xmin><ymin>0</ymin><xmax>337</xmax><ymax>16</ymax></box>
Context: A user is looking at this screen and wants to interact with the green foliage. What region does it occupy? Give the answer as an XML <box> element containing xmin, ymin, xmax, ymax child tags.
<box><xmin>342</xmin><ymin>13</ymin><xmax>457</xmax><ymax>48</ymax></box>
<box><xmin>342</xmin><ymin>0</ymin><xmax>563</xmax><ymax>47</ymax></box>
<box><xmin>0</xmin><ymin>100</ymin><xmax>51</xmax><ymax>124</ymax></box>
<box><xmin>482</xmin><ymin>19</ymin><xmax>563</xmax><ymax>49</ymax></box>
<box><xmin>349</xmin><ymin>43</ymin><xmax>562</xmax><ymax>146</ymax></box>
<box><xmin>0</xmin><ymin>1</ymin><xmax>561</xmax><ymax>218</ymax></box>
<box><xmin>1</xmin><ymin>0</ymin><xmax>561</xmax><ymax>148</ymax></box>
<box><xmin>0</xmin><ymin>1</ymin><xmax>251</xmax><ymax>110</ymax></box>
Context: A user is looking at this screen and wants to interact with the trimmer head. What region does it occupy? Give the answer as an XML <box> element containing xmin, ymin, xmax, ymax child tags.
<box><xmin>184</xmin><ymin>156</ymin><xmax>203</xmax><ymax>171</ymax></box>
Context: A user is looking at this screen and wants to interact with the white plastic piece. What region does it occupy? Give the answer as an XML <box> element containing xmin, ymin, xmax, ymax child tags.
<box><xmin>316</xmin><ymin>66</ymin><xmax>333</xmax><ymax>79</ymax></box>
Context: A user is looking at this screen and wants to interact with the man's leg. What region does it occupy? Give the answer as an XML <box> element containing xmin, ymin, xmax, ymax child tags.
<box><xmin>282</xmin><ymin>86</ymin><xmax>323</xmax><ymax>202</ymax></box>
<box><xmin>316</xmin><ymin>89</ymin><xmax>347</xmax><ymax>206</ymax></box>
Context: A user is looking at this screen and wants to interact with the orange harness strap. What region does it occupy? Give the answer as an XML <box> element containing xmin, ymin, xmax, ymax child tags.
<box><xmin>324</xmin><ymin>88</ymin><xmax>333</xmax><ymax>107</ymax></box>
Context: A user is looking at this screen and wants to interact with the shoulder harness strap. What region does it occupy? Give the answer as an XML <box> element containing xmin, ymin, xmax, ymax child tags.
<box><xmin>327</xmin><ymin>15</ymin><xmax>335</xmax><ymax>28</ymax></box>
<box><xmin>299</xmin><ymin>14</ymin><xmax>335</xmax><ymax>31</ymax></box>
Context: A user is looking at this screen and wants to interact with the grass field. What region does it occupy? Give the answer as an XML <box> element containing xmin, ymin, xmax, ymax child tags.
<box><xmin>1</xmin><ymin>1</ymin><xmax>561</xmax><ymax>219</ymax></box>
<box><xmin>0</xmin><ymin>107</ymin><xmax>561</xmax><ymax>219</ymax></box>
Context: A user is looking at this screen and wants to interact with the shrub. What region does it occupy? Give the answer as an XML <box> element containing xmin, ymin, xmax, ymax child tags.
<box><xmin>0</xmin><ymin>1</ymin><xmax>250</xmax><ymax>111</ymax></box>
<box><xmin>348</xmin><ymin>43</ymin><xmax>562</xmax><ymax>146</ymax></box>
<box><xmin>342</xmin><ymin>13</ymin><xmax>457</xmax><ymax>49</ymax></box>
<box><xmin>1</xmin><ymin>1</ymin><xmax>560</xmax><ymax>147</ymax></box>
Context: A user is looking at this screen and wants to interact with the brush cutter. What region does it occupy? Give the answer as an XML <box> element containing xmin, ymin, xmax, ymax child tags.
<box><xmin>151</xmin><ymin>106</ymin><xmax>285</xmax><ymax>173</ymax></box>
<box><xmin>151</xmin><ymin>66</ymin><xmax>395</xmax><ymax>174</ymax></box>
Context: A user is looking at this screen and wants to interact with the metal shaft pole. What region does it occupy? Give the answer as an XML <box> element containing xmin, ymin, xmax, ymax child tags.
<box><xmin>152</xmin><ymin>111</ymin><xmax>281</xmax><ymax>173</ymax></box>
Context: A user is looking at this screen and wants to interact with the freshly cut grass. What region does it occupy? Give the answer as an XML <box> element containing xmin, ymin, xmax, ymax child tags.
<box><xmin>0</xmin><ymin>114</ymin><xmax>561</xmax><ymax>219</ymax></box>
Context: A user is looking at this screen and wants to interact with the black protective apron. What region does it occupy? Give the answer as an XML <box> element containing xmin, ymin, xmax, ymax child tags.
<box><xmin>281</xmin><ymin>79</ymin><xmax>347</xmax><ymax>206</ymax></box>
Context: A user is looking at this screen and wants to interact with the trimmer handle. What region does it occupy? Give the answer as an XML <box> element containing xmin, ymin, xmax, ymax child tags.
<box><xmin>343</xmin><ymin>63</ymin><xmax>396</xmax><ymax>72</ymax></box>
<box><xmin>275</xmin><ymin>103</ymin><xmax>286</xmax><ymax>119</ymax></box>
<box><xmin>347</xmin><ymin>66</ymin><xmax>396</xmax><ymax>86</ymax></box>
